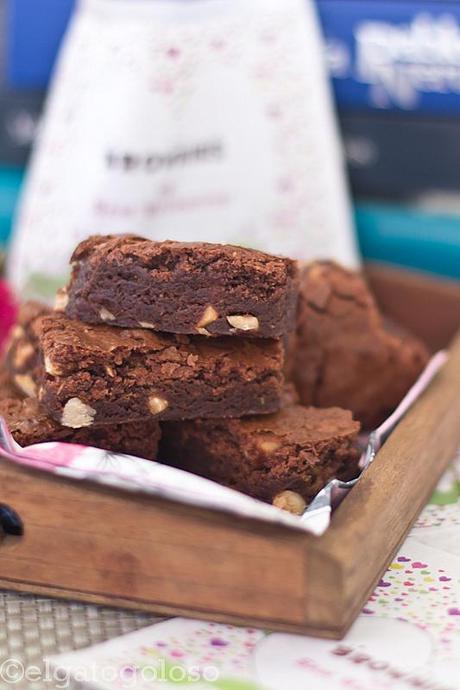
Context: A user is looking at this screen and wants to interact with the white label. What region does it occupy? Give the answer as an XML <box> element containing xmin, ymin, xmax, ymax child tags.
<box><xmin>9</xmin><ymin>0</ymin><xmax>358</xmax><ymax>298</ymax></box>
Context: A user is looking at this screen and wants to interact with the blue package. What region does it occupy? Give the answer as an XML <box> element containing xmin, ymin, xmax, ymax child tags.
<box><xmin>6</xmin><ymin>0</ymin><xmax>74</xmax><ymax>88</ymax></box>
<box><xmin>317</xmin><ymin>0</ymin><xmax>460</xmax><ymax>113</ymax></box>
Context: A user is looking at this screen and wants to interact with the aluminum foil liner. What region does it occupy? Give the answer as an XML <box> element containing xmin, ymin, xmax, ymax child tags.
<box><xmin>301</xmin><ymin>350</ymin><xmax>448</xmax><ymax>533</ymax></box>
<box><xmin>0</xmin><ymin>352</ymin><xmax>448</xmax><ymax>537</ymax></box>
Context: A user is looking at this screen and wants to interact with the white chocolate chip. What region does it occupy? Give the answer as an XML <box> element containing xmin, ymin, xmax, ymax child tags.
<box><xmin>197</xmin><ymin>306</ymin><xmax>218</xmax><ymax>329</ymax></box>
<box><xmin>11</xmin><ymin>325</ymin><xmax>25</xmax><ymax>339</ymax></box>
<box><xmin>196</xmin><ymin>327</ymin><xmax>211</xmax><ymax>337</ymax></box>
<box><xmin>226</xmin><ymin>314</ymin><xmax>259</xmax><ymax>332</ymax></box>
<box><xmin>273</xmin><ymin>490</ymin><xmax>306</xmax><ymax>516</ymax></box>
<box><xmin>104</xmin><ymin>364</ymin><xmax>116</xmax><ymax>378</ymax></box>
<box><xmin>148</xmin><ymin>396</ymin><xmax>168</xmax><ymax>415</ymax></box>
<box><xmin>44</xmin><ymin>355</ymin><xmax>62</xmax><ymax>376</ymax></box>
<box><xmin>61</xmin><ymin>398</ymin><xmax>96</xmax><ymax>428</ymax></box>
<box><xmin>99</xmin><ymin>307</ymin><xmax>115</xmax><ymax>321</ymax></box>
<box><xmin>138</xmin><ymin>321</ymin><xmax>156</xmax><ymax>329</ymax></box>
<box><xmin>258</xmin><ymin>438</ymin><xmax>281</xmax><ymax>453</ymax></box>
<box><xmin>14</xmin><ymin>374</ymin><xmax>37</xmax><ymax>398</ymax></box>
<box><xmin>54</xmin><ymin>288</ymin><xmax>69</xmax><ymax>311</ymax></box>
<box><xmin>13</xmin><ymin>342</ymin><xmax>35</xmax><ymax>369</ymax></box>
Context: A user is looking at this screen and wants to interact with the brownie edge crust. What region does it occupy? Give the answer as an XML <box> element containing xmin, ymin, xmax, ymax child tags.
<box><xmin>160</xmin><ymin>405</ymin><xmax>361</xmax><ymax>505</ymax></box>
<box><xmin>63</xmin><ymin>234</ymin><xmax>299</xmax><ymax>338</ymax></box>
<box><xmin>0</xmin><ymin>395</ymin><xmax>161</xmax><ymax>459</ymax></box>
<box><xmin>32</xmin><ymin>313</ymin><xmax>285</xmax><ymax>427</ymax></box>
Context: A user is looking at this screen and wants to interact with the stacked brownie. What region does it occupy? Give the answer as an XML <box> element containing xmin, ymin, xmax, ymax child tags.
<box><xmin>1</xmin><ymin>304</ymin><xmax>161</xmax><ymax>459</ymax></box>
<box><xmin>1</xmin><ymin>235</ymin><xmax>363</xmax><ymax>512</ymax></box>
<box><xmin>12</xmin><ymin>236</ymin><xmax>294</xmax><ymax>424</ymax></box>
<box><xmin>0</xmin><ymin>236</ymin><xmax>430</xmax><ymax>512</ymax></box>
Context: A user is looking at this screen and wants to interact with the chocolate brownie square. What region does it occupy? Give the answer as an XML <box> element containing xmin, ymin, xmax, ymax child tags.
<box><xmin>292</xmin><ymin>262</ymin><xmax>429</xmax><ymax>429</ymax></box>
<box><xmin>8</xmin><ymin>306</ymin><xmax>285</xmax><ymax>428</ymax></box>
<box><xmin>160</xmin><ymin>405</ymin><xmax>360</xmax><ymax>507</ymax></box>
<box><xmin>62</xmin><ymin>235</ymin><xmax>299</xmax><ymax>338</ymax></box>
<box><xmin>0</xmin><ymin>373</ymin><xmax>160</xmax><ymax>459</ymax></box>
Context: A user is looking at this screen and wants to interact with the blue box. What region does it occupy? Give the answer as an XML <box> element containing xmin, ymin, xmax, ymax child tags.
<box><xmin>6</xmin><ymin>0</ymin><xmax>74</xmax><ymax>88</ymax></box>
<box><xmin>317</xmin><ymin>0</ymin><xmax>460</xmax><ymax>113</ymax></box>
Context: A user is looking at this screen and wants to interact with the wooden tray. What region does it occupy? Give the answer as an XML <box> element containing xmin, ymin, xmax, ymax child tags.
<box><xmin>0</xmin><ymin>265</ymin><xmax>459</xmax><ymax>639</ymax></box>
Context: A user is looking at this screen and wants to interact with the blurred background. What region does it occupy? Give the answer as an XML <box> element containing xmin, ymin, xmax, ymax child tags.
<box><xmin>1</xmin><ymin>0</ymin><xmax>460</xmax><ymax>281</ymax></box>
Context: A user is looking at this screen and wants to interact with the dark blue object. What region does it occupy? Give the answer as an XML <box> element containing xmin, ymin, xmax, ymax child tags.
<box><xmin>340</xmin><ymin>113</ymin><xmax>460</xmax><ymax>199</ymax></box>
<box><xmin>0</xmin><ymin>503</ymin><xmax>24</xmax><ymax>536</ymax></box>
<box><xmin>316</xmin><ymin>0</ymin><xmax>460</xmax><ymax>113</ymax></box>
<box><xmin>7</xmin><ymin>0</ymin><xmax>75</xmax><ymax>88</ymax></box>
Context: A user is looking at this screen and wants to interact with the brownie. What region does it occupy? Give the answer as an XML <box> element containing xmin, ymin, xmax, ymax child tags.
<box><xmin>62</xmin><ymin>234</ymin><xmax>299</xmax><ymax>338</ymax></box>
<box><xmin>9</xmin><ymin>307</ymin><xmax>284</xmax><ymax>428</ymax></box>
<box><xmin>292</xmin><ymin>262</ymin><xmax>430</xmax><ymax>429</ymax></box>
<box><xmin>0</xmin><ymin>388</ymin><xmax>160</xmax><ymax>459</ymax></box>
<box><xmin>160</xmin><ymin>405</ymin><xmax>361</xmax><ymax>506</ymax></box>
